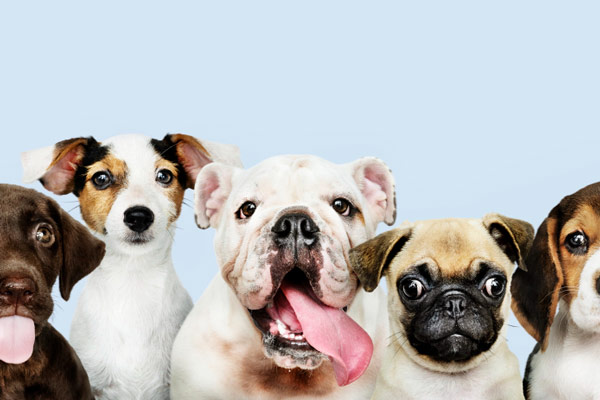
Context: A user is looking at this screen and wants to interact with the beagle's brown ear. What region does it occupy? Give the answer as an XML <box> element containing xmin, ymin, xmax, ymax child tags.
<box><xmin>58</xmin><ymin>207</ymin><xmax>106</xmax><ymax>300</ymax></box>
<box><xmin>511</xmin><ymin>215</ymin><xmax>562</xmax><ymax>350</ymax></box>
<box><xmin>349</xmin><ymin>226</ymin><xmax>412</xmax><ymax>292</ymax></box>
<box><xmin>483</xmin><ymin>213</ymin><xmax>535</xmax><ymax>271</ymax></box>
<box><xmin>21</xmin><ymin>137</ymin><xmax>97</xmax><ymax>195</ymax></box>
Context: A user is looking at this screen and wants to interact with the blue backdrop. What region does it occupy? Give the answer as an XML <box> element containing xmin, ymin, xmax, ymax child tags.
<box><xmin>1</xmin><ymin>0</ymin><xmax>599</xmax><ymax>375</ymax></box>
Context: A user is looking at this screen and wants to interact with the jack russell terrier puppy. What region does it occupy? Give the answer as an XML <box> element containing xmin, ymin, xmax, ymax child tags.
<box><xmin>21</xmin><ymin>134</ymin><xmax>241</xmax><ymax>400</ymax></box>
<box><xmin>170</xmin><ymin>155</ymin><xmax>396</xmax><ymax>399</ymax></box>
<box><xmin>349</xmin><ymin>215</ymin><xmax>533</xmax><ymax>400</ymax></box>
<box><xmin>0</xmin><ymin>184</ymin><xmax>105</xmax><ymax>399</ymax></box>
<box><xmin>512</xmin><ymin>182</ymin><xmax>600</xmax><ymax>399</ymax></box>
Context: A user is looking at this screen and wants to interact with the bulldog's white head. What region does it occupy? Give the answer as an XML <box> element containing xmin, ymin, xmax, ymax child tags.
<box><xmin>194</xmin><ymin>155</ymin><xmax>395</xmax><ymax>384</ymax></box>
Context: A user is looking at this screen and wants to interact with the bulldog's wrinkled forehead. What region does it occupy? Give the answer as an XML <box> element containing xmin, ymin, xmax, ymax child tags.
<box><xmin>394</xmin><ymin>219</ymin><xmax>513</xmax><ymax>277</ymax></box>
<box><xmin>232</xmin><ymin>155</ymin><xmax>359</xmax><ymax>205</ymax></box>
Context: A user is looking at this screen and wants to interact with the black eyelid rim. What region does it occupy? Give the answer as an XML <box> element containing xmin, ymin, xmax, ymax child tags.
<box><xmin>91</xmin><ymin>170</ymin><xmax>114</xmax><ymax>188</ymax></box>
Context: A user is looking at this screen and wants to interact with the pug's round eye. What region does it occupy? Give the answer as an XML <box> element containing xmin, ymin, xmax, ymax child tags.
<box><xmin>156</xmin><ymin>169</ymin><xmax>173</xmax><ymax>185</ymax></box>
<box><xmin>483</xmin><ymin>277</ymin><xmax>505</xmax><ymax>298</ymax></box>
<box><xmin>91</xmin><ymin>171</ymin><xmax>112</xmax><ymax>190</ymax></box>
<box><xmin>237</xmin><ymin>201</ymin><xmax>256</xmax><ymax>219</ymax></box>
<box><xmin>400</xmin><ymin>279</ymin><xmax>425</xmax><ymax>300</ymax></box>
<box><xmin>332</xmin><ymin>198</ymin><xmax>352</xmax><ymax>216</ymax></box>
<box><xmin>35</xmin><ymin>226</ymin><xmax>55</xmax><ymax>246</ymax></box>
<box><xmin>566</xmin><ymin>231</ymin><xmax>588</xmax><ymax>254</ymax></box>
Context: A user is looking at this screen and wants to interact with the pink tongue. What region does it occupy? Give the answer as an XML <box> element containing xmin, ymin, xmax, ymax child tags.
<box><xmin>279</xmin><ymin>281</ymin><xmax>373</xmax><ymax>386</ymax></box>
<box><xmin>0</xmin><ymin>316</ymin><xmax>35</xmax><ymax>364</ymax></box>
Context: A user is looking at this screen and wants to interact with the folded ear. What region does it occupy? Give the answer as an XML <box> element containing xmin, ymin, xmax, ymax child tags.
<box><xmin>21</xmin><ymin>137</ymin><xmax>97</xmax><ymax>195</ymax></box>
<box><xmin>194</xmin><ymin>163</ymin><xmax>239</xmax><ymax>229</ymax></box>
<box><xmin>159</xmin><ymin>134</ymin><xmax>243</xmax><ymax>189</ymax></box>
<box><xmin>511</xmin><ymin>215</ymin><xmax>562</xmax><ymax>350</ymax></box>
<box><xmin>482</xmin><ymin>213</ymin><xmax>534</xmax><ymax>271</ymax></box>
<box><xmin>57</xmin><ymin>207</ymin><xmax>106</xmax><ymax>300</ymax></box>
<box><xmin>349</xmin><ymin>157</ymin><xmax>396</xmax><ymax>226</ymax></box>
<box><xmin>349</xmin><ymin>226</ymin><xmax>412</xmax><ymax>292</ymax></box>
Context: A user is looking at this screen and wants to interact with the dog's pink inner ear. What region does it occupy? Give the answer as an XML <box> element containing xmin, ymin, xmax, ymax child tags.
<box><xmin>43</xmin><ymin>144</ymin><xmax>85</xmax><ymax>195</ymax></box>
<box><xmin>177</xmin><ymin>140</ymin><xmax>212</xmax><ymax>185</ymax></box>
<box><xmin>194</xmin><ymin>165</ymin><xmax>234</xmax><ymax>229</ymax></box>
<box><xmin>353</xmin><ymin>159</ymin><xmax>396</xmax><ymax>226</ymax></box>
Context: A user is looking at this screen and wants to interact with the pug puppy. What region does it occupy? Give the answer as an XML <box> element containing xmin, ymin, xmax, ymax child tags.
<box><xmin>349</xmin><ymin>215</ymin><xmax>533</xmax><ymax>400</ymax></box>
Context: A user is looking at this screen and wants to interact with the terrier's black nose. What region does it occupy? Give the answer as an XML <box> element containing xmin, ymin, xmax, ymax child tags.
<box><xmin>123</xmin><ymin>206</ymin><xmax>155</xmax><ymax>233</ymax></box>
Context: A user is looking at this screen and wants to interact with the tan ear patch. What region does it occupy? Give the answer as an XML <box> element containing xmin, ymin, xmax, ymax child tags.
<box><xmin>78</xmin><ymin>155</ymin><xmax>128</xmax><ymax>233</ymax></box>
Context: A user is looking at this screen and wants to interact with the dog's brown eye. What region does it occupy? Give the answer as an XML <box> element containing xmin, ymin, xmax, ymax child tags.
<box><xmin>332</xmin><ymin>198</ymin><xmax>352</xmax><ymax>216</ymax></box>
<box><xmin>400</xmin><ymin>279</ymin><xmax>425</xmax><ymax>300</ymax></box>
<box><xmin>156</xmin><ymin>169</ymin><xmax>173</xmax><ymax>186</ymax></box>
<box><xmin>237</xmin><ymin>201</ymin><xmax>256</xmax><ymax>219</ymax></box>
<box><xmin>566</xmin><ymin>231</ymin><xmax>588</xmax><ymax>255</ymax></box>
<box><xmin>91</xmin><ymin>171</ymin><xmax>112</xmax><ymax>190</ymax></box>
<box><xmin>483</xmin><ymin>277</ymin><xmax>505</xmax><ymax>298</ymax></box>
<box><xmin>35</xmin><ymin>226</ymin><xmax>55</xmax><ymax>246</ymax></box>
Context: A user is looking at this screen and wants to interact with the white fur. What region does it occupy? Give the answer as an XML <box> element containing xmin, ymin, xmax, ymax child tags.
<box><xmin>171</xmin><ymin>155</ymin><xmax>395</xmax><ymax>399</ymax></box>
<box><xmin>528</xmin><ymin>248</ymin><xmax>600</xmax><ymax>400</ymax></box>
<box><xmin>66</xmin><ymin>135</ymin><xmax>193</xmax><ymax>399</ymax></box>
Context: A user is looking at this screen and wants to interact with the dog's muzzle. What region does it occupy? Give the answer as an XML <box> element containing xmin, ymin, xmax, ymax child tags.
<box><xmin>271</xmin><ymin>212</ymin><xmax>320</xmax><ymax>248</ymax></box>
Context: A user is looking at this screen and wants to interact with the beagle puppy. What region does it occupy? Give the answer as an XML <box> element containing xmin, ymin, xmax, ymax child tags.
<box><xmin>512</xmin><ymin>182</ymin><xmax>600</xmax><ymax>399</ymax></box>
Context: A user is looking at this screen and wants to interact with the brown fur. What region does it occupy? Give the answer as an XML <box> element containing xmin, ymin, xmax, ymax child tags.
<box><xmin>0</xmin><ymin>184</ymin><xmax>105</xmax><ymax>399</ymax></box>
<box><xmin>78</xmin><ymin>155</ymin><xmax>128</xmax><ymax>233</ymax></box>
<box><xmin>170</xmin><ymin>134</ymin><xmax>212</xmax><ymax>188</ymax></box>
<box><xmin>512</xmin><ymin>182</ymin><xmax>600</xmax><ymax>349</ymax></box>
<box><xmin>155</xmin><ymin>159</ymin><xmax>185</xmax><ymax>223</ymax></box>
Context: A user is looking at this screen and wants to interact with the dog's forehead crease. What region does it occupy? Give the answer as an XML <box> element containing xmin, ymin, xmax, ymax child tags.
<box><xmin>397</xmin><ymin>219</ymin><xmax>512</xmax><ymax>276</ymax></box>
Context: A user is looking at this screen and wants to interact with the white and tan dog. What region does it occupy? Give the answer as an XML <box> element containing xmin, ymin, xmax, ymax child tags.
<box><xmin>349</xmin><ymin>215</ymin><xmax>533</xmax><ymax>400</ymax></box>
<box><xmin>21</xmin><ymin>134</ymin><xmax>241</xmax><ymax>400</ymax></box>
<box><xmin>512</xmin><ymin>182</ymin><xmax>600</xmax><ymax>399</ymax></box>
<box><xmin>170</xmin><ymin>155</ymin><xmax>396</xmax><ymax>399</ymax></box>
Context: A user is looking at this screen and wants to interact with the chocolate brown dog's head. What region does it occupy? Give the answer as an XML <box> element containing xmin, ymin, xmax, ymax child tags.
<box><xmin>0</xmin><ymin>184</ymin><xmax>105</xmax><ymax>364</ymax></box>
<box><xmin>350</xmin><ymin>215</ymin><xmax>533</xmax><ymax>373</ymax></box>
<box><xmin>512</xmin><ymin>182</ymin><xmax>600</xmax><ymax>350</ymax></box>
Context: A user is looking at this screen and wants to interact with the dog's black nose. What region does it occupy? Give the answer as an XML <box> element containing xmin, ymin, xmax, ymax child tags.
<box><xmin>0</xmin><ymin>277</ymin><xmax>36</xmax><ymax>306</ymax></box>
<box><xmin>123</xmin><ymin>206</ymin><xmax>155</xmax><ymax>233</ymax></box>
<box><xmin>272</xmin><ymin>213</ymin><xmax>319</xmax><ymax>246</ymax></box>
<box><xmin>443</xmin><ymin>292</ymin><xmax>467</xmax><ymax>318</ymax></box>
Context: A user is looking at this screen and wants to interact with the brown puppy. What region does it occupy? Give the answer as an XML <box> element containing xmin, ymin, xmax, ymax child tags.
<box><xmin>0</xmin><ymin>184</ymin><xmax>105</xmax><ymax>399</ymax></box>
<box><xmin>512</xmin><ymin>182</ymin><xmax>600</xmax><ymax>399</ymax></box>
<box><xmin>350</xmin><ymin>215</ymin><xmax>533</xmax><ymax>400</ymax></box>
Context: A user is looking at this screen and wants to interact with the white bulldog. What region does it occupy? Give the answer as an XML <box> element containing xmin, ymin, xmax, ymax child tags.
<box><xmin>171</xmin><ymin>155</ymin><xmax>396</xmax><ymax>399</ymax></box>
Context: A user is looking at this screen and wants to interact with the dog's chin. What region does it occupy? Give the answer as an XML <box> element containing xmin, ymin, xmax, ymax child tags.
<box><xmin>409</xmin><ymin>332</ymin><xmax>496</xmax><ymax>365</ymax></box>
<box><xmin>261</xmin><ymin>332</ymin><xmax>327</xmax><ymax>370</ymax></box>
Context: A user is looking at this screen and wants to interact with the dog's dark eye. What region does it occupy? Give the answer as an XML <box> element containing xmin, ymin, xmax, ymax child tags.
<box><xmin>35</xmin><ymin>225</ymin><xmax>55</xmax><ymax>246</ymax></box>
<box><xmin>566</xmin><ymin>231</ymin><xmax>588</xmax><ymax>255</ymax></box>
<box><xmin>482</xmin><ymin>276</ymin><xmax>506</xmax><ymax>298</ymax></box>
<box><xmin>332</xmin><ymin>198</ymin><xmax>352</xmax><ymax>216</ymax></box>
<box><xmin>237</xmin><ymin>201</ymin><xmax>256</xmax><ymax>219</ymax></box>
<box><xmin>399</xmin><ymin>279</ymin><xmax>425</xmax><ymax>300</ymax></box>
<box><xmin>156</xmin><ymin>169</ymin><xmax>173</xmax><ymax>186</ymax></box>
<box><xmin>91</xmin><ymin>171</ymin><xmax>112</xmax><ymax>190</ymax></box>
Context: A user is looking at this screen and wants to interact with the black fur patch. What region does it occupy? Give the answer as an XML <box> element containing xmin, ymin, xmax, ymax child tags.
<box><xmin>523</xmin><ymin>342</ymin><xmax>540</xmax><ymax>399</ymax></box>
<box><xmin>150</xmin><ymin>135</ymin><xmax>187</xmax><ymax>188</ymax></box>
<box><xmin>73</xmin><ymin>138</ymin><xmax>109</xmax><ymax>197</ymax></box>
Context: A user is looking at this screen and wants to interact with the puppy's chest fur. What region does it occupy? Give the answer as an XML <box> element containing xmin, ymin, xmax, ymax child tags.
<box><xmin>528</xmin><ymin>308</ymin><xmax>600</xmax><ymax>400</ymax></box>
<box><xmin>70</xmin><ymin>254</ymin><xmax>192</xmax><ymax>399</ymax></box>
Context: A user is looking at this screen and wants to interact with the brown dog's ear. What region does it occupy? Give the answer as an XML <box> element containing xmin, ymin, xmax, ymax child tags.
<box><xmin>58</xmin><ymin>207</ymin><xmax>106</xmax><ymax>300</ymax></box>
<box><xmin>157</xmin><ymin>134</ymin><xmax>242</xmax><ymax>189</ymax></box>
<box><xmin>483</xmin><ymin>213</ymin><xmax>534</xmax><ymax>271</ymax></box>
<box><xmin>349</xmin><ymin>226</ymin><xmax>412</xmax><ymax>292</ymax></box>
<box><xmin>22</xmin><ymin>137</ymin><xmax>97</xmax><ymax>195</ymax></box>
<box><xmin>511</xmin><ymin>215</ymin><xmax>562</xmax><ymax>350</ymax></box>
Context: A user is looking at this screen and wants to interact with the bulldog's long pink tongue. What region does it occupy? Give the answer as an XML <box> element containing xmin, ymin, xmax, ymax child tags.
<box><xmin>279</xmin><ymin>281</ymin><xmax>373</xmax><ymax>386</ymax></box>
<box><xmin>0</xmin><ymin>315</ymin><xmax>35</xmax><ymax>364</ymax></box>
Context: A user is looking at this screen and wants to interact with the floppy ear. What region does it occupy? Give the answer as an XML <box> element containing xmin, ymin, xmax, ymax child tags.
<box><xmin>57</xmin><ymin>207</ymin><xmax>106</xmax><ymax>300</ymax></box>
<box><xmin>349</xmin><ymin>226</ymin><xmax>412</xmax><ymax>292</ymax></box>
<box><xmin>159</xmin><ymin>134</ymin><xmax>242</xmax><ymax>189</ymax></box>
<box><xmin>194</xmin><ymin>163</ymin><xmax>239</xmax><ymax>229</ymax></box>
<box><xmin>511</xmin><ymin>215</ymin><xmax>562</xmax><ymax>350</ymax></box>
<box><xmin>21</xmin><ymin>137</ymin><xmax>97</xmax><ymax>195</ymax></box>
<box><xmin>349</xmin><ymin>157</ymin><xmax>396</xmax><ymax>226</ymax></box>
<box><xmin>482</xmin><ymin>213</ymin><xmax>534</xmax><ymax>271</ymax></box>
